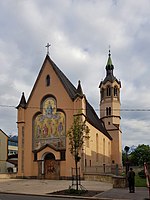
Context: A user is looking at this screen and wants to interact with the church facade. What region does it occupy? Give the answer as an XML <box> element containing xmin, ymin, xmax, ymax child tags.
<box><xmin>17</xmin><ymin>50</ymin><xmax>122</xmax><ymax>179</ymax></box>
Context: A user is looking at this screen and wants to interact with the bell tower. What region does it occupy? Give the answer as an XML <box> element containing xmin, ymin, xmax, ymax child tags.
<box><xmin>99</xmin><ymin>50</ymin><xmax>122</xmax><ymax>168</ymax></box>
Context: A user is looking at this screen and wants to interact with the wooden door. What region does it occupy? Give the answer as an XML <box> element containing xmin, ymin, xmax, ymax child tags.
<box><xmin>44</xmin><ymin>160</ymin><xmax>60</xmax><ymax>179</ymax></box>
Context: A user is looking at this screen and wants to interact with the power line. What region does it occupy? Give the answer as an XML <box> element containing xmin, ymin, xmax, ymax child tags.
<box><xmin>1</xmin><ymin>104</ymin><xmax>150</xmax><ymax>112</ymax></box>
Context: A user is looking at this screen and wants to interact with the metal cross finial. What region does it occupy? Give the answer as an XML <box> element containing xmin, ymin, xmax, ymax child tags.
<box><xmin>45</xmin><ymin>43</ymin><xmax>51</xmax><ymax>55</ymax></box>
<box><xmin>108</xmin><ymin>45</ymin><xmax>111</xmax><ymax>56</ymax></box>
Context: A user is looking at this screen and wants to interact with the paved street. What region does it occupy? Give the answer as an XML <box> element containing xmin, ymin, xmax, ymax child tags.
<box><xmin>0</xmin><ymin>178</ymin><xmax>149</xmax><ymax>199</ymax></box>
<box><xmin>0</xmin><ymin>193</ymin><xmax>84</xmax><ymax>200</ymax></box>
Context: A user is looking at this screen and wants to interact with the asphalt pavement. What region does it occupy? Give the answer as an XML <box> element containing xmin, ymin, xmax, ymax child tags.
<box><xmin>0</xmin><ymin>178</ymin><xmax>149</xmax><ymax>200</ymax></box>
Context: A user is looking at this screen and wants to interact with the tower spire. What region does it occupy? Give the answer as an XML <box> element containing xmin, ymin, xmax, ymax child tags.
<box><xmin>106</xmin><ymin>49</ymin><xmax>114</xmax><ymax>76</ymax></box>
<box><xmin>16</xmin><ymin>92</ymin><xmax>26</xmax><ymax>109</ymax></box>
<box><xmin>77</xmin><ymin>80</ymin><xmax>83</xmax><ymax>96</ymax></box>
<box><xmin>99</xmin><ymin>50</ymin><xmax>122</xmax><ymax>168</ymax></box>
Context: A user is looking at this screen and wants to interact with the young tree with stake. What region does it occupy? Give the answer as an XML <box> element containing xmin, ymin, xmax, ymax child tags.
<box><xmin>67</xmin><ymin>114</ymin><xmax>90</xmax><ymax>191</ymax></box>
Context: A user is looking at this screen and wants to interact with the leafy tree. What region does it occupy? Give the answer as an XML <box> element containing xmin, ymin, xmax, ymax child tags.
<box><xmin>67</xmin><ymin>114</ymin><xmax>90</xmax><ymax>191</ymax></box>
<box><xmin>130</xmin><ymin>144</ymin><xmax>150</xmax><ymax>166</ymax></box>
<box><xmin>122</xmin><ymin>150</ymin><xmax>127</xmax><ymax>166</ymax></box>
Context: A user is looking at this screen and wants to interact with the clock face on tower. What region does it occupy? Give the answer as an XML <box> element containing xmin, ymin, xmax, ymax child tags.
<box><xmin>33</xmin><ymin>97</ymin><xmax>66</xmax><ymax>151</ymax></box>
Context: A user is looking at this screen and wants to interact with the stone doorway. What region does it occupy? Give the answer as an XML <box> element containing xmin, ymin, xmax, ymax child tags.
<box><xmin>44</xmin><ymin>153</ymin><xmax>60</xmax><ymax>179</ymax></box>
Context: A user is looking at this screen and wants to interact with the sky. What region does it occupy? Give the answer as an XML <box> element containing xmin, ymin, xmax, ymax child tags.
<box><xmin>0</xmin><ymin>0</ymin><xmax>150</xmax><ymax>149</ymax></box>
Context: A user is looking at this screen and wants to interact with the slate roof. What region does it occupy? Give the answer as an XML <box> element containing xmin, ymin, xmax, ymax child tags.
<box><xmin>99</xmin><ymin>52</ymin><xmax>121</xmax><ymax>87</ymax></box>
<box><xmin>47</xmin><ymin>55</ymin><xmax>77</xmax><ymax>100</ymax></box>
<box><xmin>86</xmin><ymin>100</ymin><xmax>112</xmax><ymax>140</ymax></box>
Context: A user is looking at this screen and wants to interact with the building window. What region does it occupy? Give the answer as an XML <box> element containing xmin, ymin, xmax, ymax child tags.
<box><xmin>101</xmin><ymin>88</ymin><xmax>104</xmax><ymax>100</ymax></box>
<box><xmin>107</xmin><ymin>86</ymin><xmax>111</xmax><ymax>96</ymax></box>
<box><xmin>106</xmin><ymin>107</ymin><xmax>111</xmax><ymax>116</ymax></box>
<box><xmin>46</xmin><ymin>75</ymin><xmax>50</xmax><ymax>86</ymax></box>
<box><xmin>109</xmin><ymin>107</ymin><xmax>111</xmax><ymax>115</ymax></box>
<box><xmin>103</xmin><ymin>138</ymin><xmax>105</xmax><ymax>163</ymax></box>
<box><xmin>114</xmin><ymin>86</ymin><xmax>118</xmax><ymax>96</ymax></box>
<box><xmin>108</xmin><ymin>142</ymin><xmax>111</xmax><ymax>159</ymax></box>
<box><xmin>96</xmin><ymin>133</ymin><xmax>98</xmax><ymax>162</ymax></box>
<box><xmin>89</xmin><ymin>160</ymin><xmax>91</xmax><ymax>167</ymax></box>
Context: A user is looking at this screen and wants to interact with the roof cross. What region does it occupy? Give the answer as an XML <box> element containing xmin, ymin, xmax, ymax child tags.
<box><xmin>45</xmin><ymin>43</ymin><xmax>51</xmax><ymax>55</ymax></box>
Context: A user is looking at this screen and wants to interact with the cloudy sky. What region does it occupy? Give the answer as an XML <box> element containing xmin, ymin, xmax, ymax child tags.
<box><xmin>0</xmin><ymin>0</ymin><xmax>150</xmax><ymax>149</ymax></box>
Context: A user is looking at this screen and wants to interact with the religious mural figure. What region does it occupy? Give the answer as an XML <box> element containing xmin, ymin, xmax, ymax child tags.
<box><xmin>43</xmin><ymin>124</ymin><xmax>48</xmax><ymax>137</ymax></box>
<box><xmin>33</xmin><ymin>97</ymin><xmax>66</xmax><ymax>150</ymax></box>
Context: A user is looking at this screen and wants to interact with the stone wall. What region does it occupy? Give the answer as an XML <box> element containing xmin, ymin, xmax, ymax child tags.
<box><xmin>84</xmin><ymin>173</ymin><xmax>126</xmax><ymax>188</ymax></box>
<box><xmin>0</xmin><ymin>173</ymin><xmax>17</xmax><ymax>179</ymax></box>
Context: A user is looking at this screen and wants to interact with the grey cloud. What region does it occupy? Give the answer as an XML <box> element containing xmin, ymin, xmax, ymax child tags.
<box><xmin>0</xmin><ymin>0</ymin><xmax>150</xmax><ymax>148</ymax></box>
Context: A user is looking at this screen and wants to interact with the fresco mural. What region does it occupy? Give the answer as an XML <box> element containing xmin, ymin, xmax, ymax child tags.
<box><xmin>33</xmin><ymin>97</ymin><xmax>66</xmax><ymax>150</ymax></box>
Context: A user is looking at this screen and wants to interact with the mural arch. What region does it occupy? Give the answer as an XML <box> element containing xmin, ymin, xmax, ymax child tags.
<box><xmin>33</xmin><ymin>96</ymin><xmax>66</xmax><ymax>151</ymax></box>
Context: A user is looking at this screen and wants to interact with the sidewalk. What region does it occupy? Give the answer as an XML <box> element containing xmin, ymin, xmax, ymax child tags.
<box><xmin>96</xmin><ymin>187</ymin><xmax>149</xmax><ymax>200</ymax></box>
<box><xmin>0</xmin><ymin>178</ymin><xmax>149</xmax><ymax>200</ymax></box>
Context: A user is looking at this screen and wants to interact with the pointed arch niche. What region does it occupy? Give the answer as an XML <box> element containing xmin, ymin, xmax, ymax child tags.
<box><xmin>32</xmin><ymin>96</ymin><xmax>66</xmax><ymax>151</ymax></box>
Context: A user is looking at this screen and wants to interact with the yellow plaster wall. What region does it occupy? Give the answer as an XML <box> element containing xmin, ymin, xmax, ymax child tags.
<box><xmin>18</xmin><ymin>59</ymin><xmax>79</xmax><ymax>177</ymax></box>
<box><xmin>84</xmin><ymin>122</ymin><xmax>111</xmax><ymax>168</ymax></box>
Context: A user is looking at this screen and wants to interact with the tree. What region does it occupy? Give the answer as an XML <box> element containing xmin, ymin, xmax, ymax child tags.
<box><xmin>122</xmin><ymin>150</ymin><xmax>127</xmax><ymax>166</ymax></box>
<box><xmin>130</xmin><ymin>144</ymin><xmax>150</xmax><ymax>166</ymax></box>
<box><xmin>67</xmin><ymin>114</ymin><xmax>90</xmax><ymax>191</ymax></box>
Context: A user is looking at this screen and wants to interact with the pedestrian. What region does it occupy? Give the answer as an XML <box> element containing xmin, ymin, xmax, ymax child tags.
<box><xmin>127</xmin><ymin>167</ymin><xmax>135</xmax><ymax>193</ymax></box>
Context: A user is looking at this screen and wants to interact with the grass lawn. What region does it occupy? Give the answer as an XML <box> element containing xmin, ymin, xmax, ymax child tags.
<box><xmin>135</xmin><ymin>174</ymin><xmax>147</xmax><ymax>187</ymax></box>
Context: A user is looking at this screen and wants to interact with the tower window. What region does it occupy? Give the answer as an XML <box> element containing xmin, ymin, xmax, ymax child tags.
<box><xmin>109</xmin><ymin>107</ymin><xmax>111</xmax><ymax>115</ymax></box>
<box><xmin>114</xmin><ymin>86</ymin><xmax>118</xmax><ymax>96</ymax></box>
<box><xmin>107</xmin><ymin>86</ymin><xmax>111</xmax><ymax>96</ymax></box>
<box><xmin>106</xmin><ymin>107</ymin><xmax>111</xmax><ymax>116</ymax></box>
<box><xmin>46</xmin><ymin>75</ymin><xmax>50</xmax><ymax>86</ymax></box>
<box><xmin>101</xmin><ymin>88</ymin><xmax>104</xmax><ymax>100</ymax></box>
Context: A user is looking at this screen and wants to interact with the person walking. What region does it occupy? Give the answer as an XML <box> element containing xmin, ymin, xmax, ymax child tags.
<box><xmin>127</xmin><ymin>167</ymin><xmax>135</xmax><ymax>193</ymax></box>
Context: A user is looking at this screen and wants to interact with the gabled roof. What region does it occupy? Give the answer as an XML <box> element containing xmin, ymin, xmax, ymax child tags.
<box><xmin>26</xmin><ymin>55</ymin><xmax>111</xmax><ymax>140</ymax></box>
<box><xmin>0</xmin><ymin>129</ymin><xmax>8</xmax><ymax>138</ymax></box>
<box><xmin>27</xmin><ymin>55</ymin><xmax>77</xmax><ymax>105</ymax></box>
<box><xmin>47</xmin><ymin>55</ymin><xmax>78</xmax><ymax>100</ymax></box>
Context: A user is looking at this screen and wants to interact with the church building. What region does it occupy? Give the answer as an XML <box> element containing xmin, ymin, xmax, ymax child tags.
<box><xmin>17</xmin><ymin>49</ymin><xmax>122</xmax><ymax>179</ymax></box>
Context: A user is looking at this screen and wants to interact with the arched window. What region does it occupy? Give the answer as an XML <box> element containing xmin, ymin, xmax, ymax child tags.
<box><xmin>107</xmin><ymin>86</ymin><xmax>111</xmax><ymax>96</ymax></box>
<box><xmin>103</xmin><ymin>138</ymin><xmax>105</xmax><ymax>163</ymax></box>
<box><xmin>106</xmin><ymin>107</ymin><xmax>109</xmax><ymax>116</ymax></box>
<box><xmin>114</xmin><ymin>86</ymin><xmax>118</xmax><ymax>96</ymax></box>
<box><xmin>45</xmin><ymin>153</ymin><xmax>55</xmax><ymax>160</ymax></box>
<box><xmin>106</xmin><ymin>107</ymin><xmax>111</xmax><ymax>116</ymax></box>
<box><xmin>109</xmin><ymin>107</ymin><xmax>111</xmax><ymax>115</ymax></box>
<box><xmin>96</xmin><ymin>133</ymin><xmax>98</xmax><ymax>162</ymax></box>
<box><xmin>46</xmin><ymin>75</ymin><xmax>50</xmax><ymax>86</ymax></box>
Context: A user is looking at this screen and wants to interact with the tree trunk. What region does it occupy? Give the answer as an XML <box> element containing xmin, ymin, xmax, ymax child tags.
<box><xmin>75</xmin><ymin>159</ymin><xmax>78</xmax><ymax>191</ymax></box>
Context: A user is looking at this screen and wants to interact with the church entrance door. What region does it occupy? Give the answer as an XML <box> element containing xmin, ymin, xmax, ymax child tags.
<box><xmin>44</xmin><ymin>153</ymin><xmax>60</xmax><ymax>179</ymax></box>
